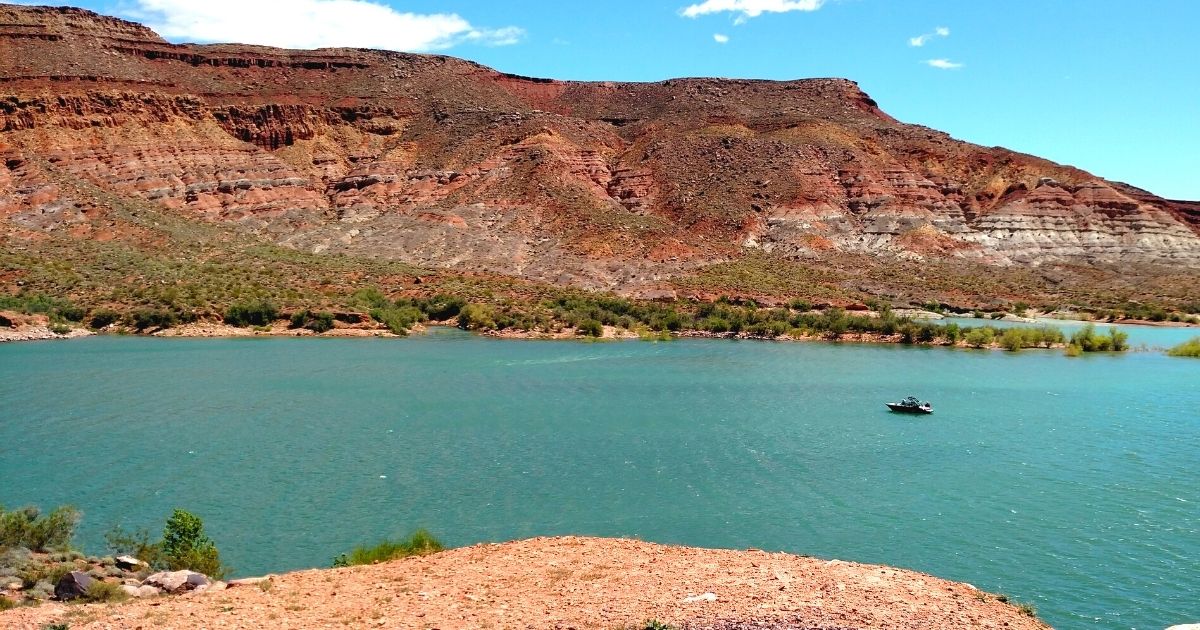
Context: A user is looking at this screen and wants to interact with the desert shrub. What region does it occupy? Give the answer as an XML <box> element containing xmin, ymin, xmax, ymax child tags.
<box><xmin>223</xmin><ymin>300</ymin><xmax>278</xmax><ymax>327</ymax></box>
<box><xmin>18</xmin><ymin>562</ymin><xmax>73</xmax><ymax>590</ymax></box>
<box><xmin>418</xmin><ymin>295</ymin><xmax>467</xmax><ymax>321</ymax></box>
<box><xmin>0</xmin><ymin>293</ymin><xmax>84</xmax><ymax>322</ymax></box>
<box><xmin>964</xmin><ymin>327</ymin><xmax>995</xmax><ymax>348</ymax></box>
<box><xmin>701</xmin><ymin>316</ymin><xmax>730</xmax><ymax>333</ymax></box>
<box><xmin>1108</xmin><ymin>328</ymin><xmax>1129</xmax><ymax>351</ymax></box>
<box><xmin>0</xmin><ymin>505</ymin><xmax>80</xmax><ymax>551</ymax></box>
<box><xmin>49</xmin><ymin>322</ymin><xmax>71</xmax><ymax>335</ymax></box>
<box><xmin>0</xmin><ymin>595</ymin><xmax>15</xmax><ymax>611</ymax></box>
<box><xmin>332</xmin><ymin>529</ymin><xmax>444</xmax><ymax>567</ymax></box>
<box><xmin>370</xmin><ymin>305</ymin><xmax>424</xmax><ymax>335</ymax></box>
<box><xmin>1167</xmin><ymin>337</ymin><xmax>1200</xmax><ymax>358</ymax></box>
<box><xmin>577</xmin><ymin>319</ymin><xmax>603</xmax><ymax>337</ymax></box>
<box><xmin>131</xmin><ymin>308</ymin><xmax>177</xmax><ymax>331</ymax></box>
<box><xmin>80</xmin><ymin>580</ymin><xmax>128</xmax><ymax>603</ymax></box>
<box><xmin>87</xmin><ymin>309</ymin><xmax>121</xmax><ymax>329</ymax></box>
<box><xmin>1000</xmin><ymin>328</ymin><xmax>1025</xmax><ymax>352</ymax></box>
<box><xmin>348</xmin><ymin>287</ymin><xmax>390</xmax><ymax>310</ymax></box>
<box><xmin>1068</xmin><ymin>324</ymin><xmax>1129</xmax><ymax>353</ymax></box>
<box><xmin>788</xmin><ymin>298</ymin><xmax>812</xmax><ymax>312</ymax></box>
<box><xmin>26</xmin><ymin>580</ymin><xmax>54</xmax><ymax>601</ymax></box>
<box><xmin>457</xmin><ymin>304</ymin><xmax>496</xmax><ymax>331</ymax></box>
<box><xmin>104</xmin><ymin>526</ymin><xmax>164</xmax><ymax>568</ymax></box>
<box><xmin>290</xmin><ymin>310</ymin><xmax>334</xmax><ymax>333</ymax></box>
<box><xmin>161</xmin><ymin>509</ymin><xmax>226</xmax><ymax>579</ymax></box>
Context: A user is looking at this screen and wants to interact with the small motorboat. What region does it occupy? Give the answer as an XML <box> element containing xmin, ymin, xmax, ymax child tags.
<box><xmin>886</xmin><ymin>396</ymin><xmax>933</xmax><ymax>414</ymax></box>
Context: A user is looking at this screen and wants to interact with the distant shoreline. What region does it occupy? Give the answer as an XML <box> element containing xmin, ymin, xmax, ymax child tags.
<box><xmin>8</xmin><ymin>317</ymin><xmax>1196</xmax><ymax>353</ymax></box>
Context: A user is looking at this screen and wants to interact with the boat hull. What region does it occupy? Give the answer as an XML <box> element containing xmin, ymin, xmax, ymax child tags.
<box><xmin>886</xmin><ymin>403</ymin><xmax>933</xmax><ymax>414</ymax></box>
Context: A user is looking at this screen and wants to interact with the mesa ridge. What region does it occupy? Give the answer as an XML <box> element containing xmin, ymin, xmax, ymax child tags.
<box><xmin>2</xmin><ymin>4</ymin><xmax>1198</xmax><ymax>311</ymax></box>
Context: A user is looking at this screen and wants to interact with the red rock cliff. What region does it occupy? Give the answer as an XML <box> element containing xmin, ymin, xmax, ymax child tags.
<box><xmin>2</xmin><ymin>4</ymin><xmax>1198</xmax><ymax>292</ymax></box>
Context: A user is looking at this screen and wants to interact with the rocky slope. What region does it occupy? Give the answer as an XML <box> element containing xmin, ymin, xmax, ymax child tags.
<box><xmin>0</xmin><ymin>536</ymin><xmax>1049</xmax><ymax>629</ymax></box>
<box><xmin>1</xmin><ymin>4</ymin><xmax>1198</xmax><ymax>303</ymax></box>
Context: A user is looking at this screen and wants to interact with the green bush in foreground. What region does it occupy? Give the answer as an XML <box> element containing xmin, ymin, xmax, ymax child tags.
<box><xmin>0</xmin><ymin>595</ymin><xmax>16</xmax><ymax>611</ymax></box>
<box><xmin>107</xmin><ymin>509</ymin><xmax>228</xmax><ymax>579</ymax></box>
<box><xmin>161</xmin><ymin>509</ymin><xmax>227</xmax><ymax>579</ymax></box>
<box><xmin>0</xmin><ymin>505</ymin><xmax>80</xmax><ymax>552</ymax></box>
<box><xmin>332</xmin><ymin>529</ymin><xmax>444</xmax><ymax>567</ymax></box>
<box><xmin>1167</xmin><ymin>337</ymin><xmax>1200</xmax><ymax>358</ymax></box>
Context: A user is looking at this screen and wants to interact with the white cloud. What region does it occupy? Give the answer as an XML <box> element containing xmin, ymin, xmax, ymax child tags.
<box><xmin>909</xmin><ymin>26</ymin><xmax>950</xmax><ymax>47</ymax></box>
<box><xmin>120</xmin><ymin>0</ymin><xmax>523</xmax><ymax>51</ymax></box>
<box><xmin>680</xmin><ymin>0</ymin><xmax>825</xmax><ymax>20</ymax></box>
<box><xmin>713</xmin><ymin>33</ymin><xmax>730</xmax><ymax>43</ymax></box>
<box><xmin>924</xmin><ymin>58</ymin><xmax>964</xmax><ymax>70</ymax></box>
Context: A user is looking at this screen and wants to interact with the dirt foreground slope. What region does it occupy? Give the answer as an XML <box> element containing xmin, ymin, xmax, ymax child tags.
<box><xmin>1</xmin><ymin>537</ymin><xmax>1048</xmax><ymax>629</ymax></box>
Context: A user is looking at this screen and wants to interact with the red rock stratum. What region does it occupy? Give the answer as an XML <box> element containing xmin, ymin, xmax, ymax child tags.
<box><xmin>2</xmin><ymin>4</ymin><xmax>1198</xmax><ymax>301</ymax></box>
<box><xmin>0</xmin><ymin>537</ymin><xmax>1049</xmax><ymax>629</ymax></box>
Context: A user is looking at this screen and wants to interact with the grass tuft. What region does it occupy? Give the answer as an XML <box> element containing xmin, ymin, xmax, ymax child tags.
<box><xmin>331</xmin><ymin>529</ymin><xmax>444</xmax><ymax>567</ymax></box>
<box><xmin>80</xmin><ymin>581</ymin><xmax>128</xmax><ymax>603</ymax></box>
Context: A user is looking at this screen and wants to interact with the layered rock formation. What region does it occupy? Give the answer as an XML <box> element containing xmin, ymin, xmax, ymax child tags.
<box><xmin>2</xmin><ymin>4</ymin><xmax>1198</xmax><ymax>295</ymax></box>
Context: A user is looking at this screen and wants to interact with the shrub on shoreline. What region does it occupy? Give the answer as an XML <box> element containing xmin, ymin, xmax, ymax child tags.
<box><xmin>1167</xmin><ymin>337</ymin><xmax>1200</xmax><ymax>358</ymax></box>
<box><xmin>0</xmin><ymin>293</ymin><xmax>85</xmax><ymax>323</ymax></box>
<box><xmin>1067</xmin><ymin>323</ymin><xmax>1128</xmax><ymax>354</ymax></box>
<box><xmin>332</xmin><ymin>529</ymin><xmax>444</xmax><ymax>567</ymax></box>
<box><xmin>223</xmin><ymin>300</ymin><xmax>279</xmax><ymax>327</ymax></box>
<box><xmin>161</xmin><ymin>509</ymin><xmax>227</xmax><ymax>579</ymax></box>
<box><xmin>106</xmin><ymin>509</ymin><xmax>228</xmax><ymax>579</ymax></box>
<box><xmin>289</xmin><ymin>310</ymin><xmax>335</xmax><ymax>333</ymax></box>
<box><xmin>0</xmin><ymin>505</ymin><xmax>80</xmax><ymax>552</ymax></box>
<box><xmin>131</xmin><ymin>308</ymin><xmax>178</xmax><ymax>331</ymax></box>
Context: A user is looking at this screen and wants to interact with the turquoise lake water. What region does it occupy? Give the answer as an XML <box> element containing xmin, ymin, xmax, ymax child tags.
<box><xmin>1</xmin><ymin>330</ymin><xmax>1198</xmax><ymax>629</ymax></box>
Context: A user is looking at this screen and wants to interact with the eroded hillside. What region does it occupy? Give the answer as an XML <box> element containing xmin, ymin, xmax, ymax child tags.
<box><xmin>2</xmin><ymin>4</ymin><xmax>1198</xmax><ymax>311</ymax></box>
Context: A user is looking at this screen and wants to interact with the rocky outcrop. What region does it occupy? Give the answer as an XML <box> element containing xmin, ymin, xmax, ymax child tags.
<box><xmin>143</xmin><ymin>570</ymin><xmax>210</xmax><ymax>594</ymax></box>
<box><xmin>52</xmin><ymin>571</ymin><xmax>93</xmax><ymax>601</ymax></box>
<box><xmin>0</xmin><ymin>4</ymin><xmax>1197</xmax><ymax>294</ymax></box>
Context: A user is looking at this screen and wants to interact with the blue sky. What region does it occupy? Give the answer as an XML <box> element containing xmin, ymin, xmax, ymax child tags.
<box><xmin>22</xmin><ymin>0</ymin><xmax>1200</xmax><ymax>200</ymax></box>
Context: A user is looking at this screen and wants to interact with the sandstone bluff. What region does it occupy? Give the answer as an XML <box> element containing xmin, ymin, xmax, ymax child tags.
<box><xmin>1</xmin><ymin>5</ymin><xmax>1198</xmax><ymax>308</ymax></box>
